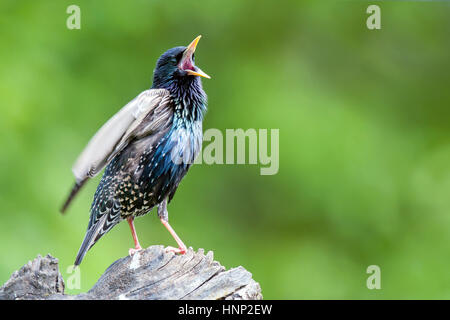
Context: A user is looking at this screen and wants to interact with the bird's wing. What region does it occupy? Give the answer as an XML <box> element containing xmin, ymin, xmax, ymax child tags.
<box><xmin>61</xmin><ymin>88</ymin><xmax>172</xmax><ymax>213</ymax></box>
<box><xmin>106</xmin><ymin>91</ymin><xmax>174</xmax><ymax>165</ymax></box>
<box><xmin>72</xmin><ymin>88</ymin><xmax>171</xmax><ymax>182</ymax></box>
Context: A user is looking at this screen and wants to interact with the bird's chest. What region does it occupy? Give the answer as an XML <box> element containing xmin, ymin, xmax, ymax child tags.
<box><xmin>115</xmin><ymin>122</ymin><xmax>202</xmax><ymax>216</ymax></box>
<box><xmin>166</xmin><ymin>117</ymin><xmax>203</xmax><ymax>165</ymax></box>
<box><xmin>136</xmin><ymin>117</ymin><xmax>202</xmax><ymax>202</ymax></box>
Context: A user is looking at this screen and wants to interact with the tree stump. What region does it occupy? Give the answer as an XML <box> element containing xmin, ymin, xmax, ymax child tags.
<box><xmin>0</xmin><ymin>245</ymin><xmax>262</xmax><ymax>300</ymax></box>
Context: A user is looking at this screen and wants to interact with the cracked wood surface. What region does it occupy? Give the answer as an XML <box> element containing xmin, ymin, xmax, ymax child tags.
<box><xmin>0</xmin><ymin>246</ymin><xmax>262</xmax><ymax>300</ymax></box>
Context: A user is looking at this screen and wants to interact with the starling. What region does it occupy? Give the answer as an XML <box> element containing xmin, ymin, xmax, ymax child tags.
<box><xmin>61</xmin><ymin>36</ymin><xmax>211</xmax><ymax>266</ymax></box>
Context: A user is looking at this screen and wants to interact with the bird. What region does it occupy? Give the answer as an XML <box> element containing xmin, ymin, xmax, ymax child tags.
<box><xmin>61</xmin><ymin>36</ymin><xmax>211</xmax><ymax>266</ymax></box>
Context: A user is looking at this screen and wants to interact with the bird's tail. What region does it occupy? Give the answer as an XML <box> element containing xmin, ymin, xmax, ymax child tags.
<box><xmin>74</xmin><ymin>209</ymin><xmax>121</xmax><ymax>266</ymax></box>
<box><xmin>60</xmin><ymin>179</ymin><xmax>88</xmax><ymax>214</ymax></box>
<box><xmin>74</xmin><ymin>216</ymin><xmax>106</xmax><ymax>265</ymax></box>
<box><xmin>74</xmin><ymin>224</ymin><xmax>99</xmax><ymax>266</ymax></box>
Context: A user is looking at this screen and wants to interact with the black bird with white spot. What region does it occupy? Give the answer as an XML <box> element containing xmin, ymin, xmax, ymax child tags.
<box><xmin>61</xmin><ymin>36</ymin><xmax>211</xmax><ymax>266</ymax></box>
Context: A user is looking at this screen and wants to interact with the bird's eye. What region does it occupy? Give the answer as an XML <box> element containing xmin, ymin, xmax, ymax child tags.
<box><xmin>171</xmin><ymin>56</ymin><xmax>177</xmax><ymax>64</ymax></box>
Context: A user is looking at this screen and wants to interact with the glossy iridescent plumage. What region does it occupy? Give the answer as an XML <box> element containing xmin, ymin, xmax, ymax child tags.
<box><xmin>61</xmin><ymin>37</ymin><xmax>210</xmax><ymax>265</ymax></box>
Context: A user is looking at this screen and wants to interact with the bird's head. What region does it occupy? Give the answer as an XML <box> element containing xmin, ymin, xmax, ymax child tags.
<box><xmin>152</xmin><ymin>35</ymin><xmax>210</xmax><ymax>90</ymax></box>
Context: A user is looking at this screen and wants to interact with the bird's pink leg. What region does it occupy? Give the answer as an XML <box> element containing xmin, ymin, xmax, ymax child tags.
<box><xmin>127</xmin><ymin>217</ymin><xmax>142</xmax><ymax>256</ymax></box>
<box><xmin>160</xmin><ymin>218</ymin><xmax>187</xmax><ymax>254</ymax></box>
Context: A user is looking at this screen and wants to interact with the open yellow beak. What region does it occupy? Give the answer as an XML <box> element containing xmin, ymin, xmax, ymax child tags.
<box><xmin>186</xmin><ymin>68</ymin><xmax>211</xmax><ymax>79</ymax></box>
<box><xmin>182</xmin><ymin>35</ymin><xmax>211</xmax><ymax>79</ymax></box>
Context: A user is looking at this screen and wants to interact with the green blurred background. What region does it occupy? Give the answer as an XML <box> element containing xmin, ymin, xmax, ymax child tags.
<box><xmin>0</xmin><ymin>0</ymin><xmax>449</xmax><ymax>299</ymax></box>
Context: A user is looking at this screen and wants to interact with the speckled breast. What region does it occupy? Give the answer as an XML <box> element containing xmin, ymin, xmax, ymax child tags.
<box><xmin>115</xmin><ymin>119</ymin><xmax>203</xmax><ymax>218</ymax></box>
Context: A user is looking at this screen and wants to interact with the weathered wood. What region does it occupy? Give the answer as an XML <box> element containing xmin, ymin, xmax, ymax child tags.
<box><xmin>0</xmin><ymin>246</ymin><xmax>262</xmax><ymax>300</ymax></box>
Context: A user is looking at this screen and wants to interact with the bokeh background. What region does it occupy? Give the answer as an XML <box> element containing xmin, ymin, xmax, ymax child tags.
<box><xmin>0</xmin><ymin>0</ymin><xmax>449</xmax><ymax>299</ymax></box>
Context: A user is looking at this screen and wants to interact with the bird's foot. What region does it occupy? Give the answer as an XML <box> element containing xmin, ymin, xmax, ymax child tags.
<box><xmin>165</xmin><ymin>245</ymin><xmax>187</xmax><ymax>255</ymax></box>
<box><xmin>128</xmin><ymin>245</ymin><xmax>143</xmax><ymax>256</ymax></box>
<box><xmin>159</xmin><ymin>217</ymin><xmax>187</xmax><ymax>255</ymax></box>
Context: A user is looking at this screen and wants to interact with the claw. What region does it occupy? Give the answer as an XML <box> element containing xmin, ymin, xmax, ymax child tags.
<box><xmin>129</xmin><ymin>245</ymin><xmax>142</xmax><ymax>256</ymax></box>
<box><xmin>165</xmin><ymin>245</ymin><xmax>187</xmax><ymax>255</ymax></box>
